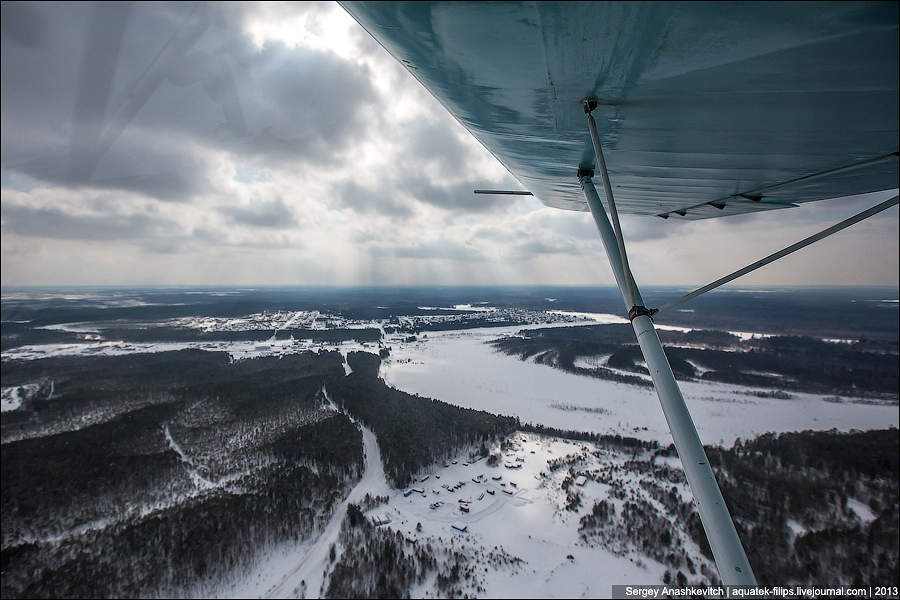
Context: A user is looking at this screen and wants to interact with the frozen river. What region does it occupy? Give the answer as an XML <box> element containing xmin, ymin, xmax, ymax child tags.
<box><xmin>379</xmin><ymin>325</ymin><xmax>899</xmax><ymax>447</ymax></box>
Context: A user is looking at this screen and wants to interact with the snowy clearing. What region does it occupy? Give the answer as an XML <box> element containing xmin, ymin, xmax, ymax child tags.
<box><xmin>360</xmin><ymin>433</ymin><xmax>693</xmax><ymax>598</ymax></box>
<box><xmin>1</xmin><ymin>384</ymin><xmax>40</xmax><ymax>412</ymax></box>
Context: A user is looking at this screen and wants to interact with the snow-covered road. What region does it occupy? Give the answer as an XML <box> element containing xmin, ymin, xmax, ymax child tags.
<box><xmin>263</xmin><ymin>403</ymin><xmax>390</xmax><ymax>599</ymax></box>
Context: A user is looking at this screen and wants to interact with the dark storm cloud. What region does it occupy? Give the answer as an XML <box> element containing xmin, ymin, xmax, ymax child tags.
<box><xmin>235</xmin><ymin>44</ymin><xmax>377</xmax><ymax>163</ymax></box>
<box><xmin>1</xmin><ymin>2</ymin><xmax>376</xmax><ymax>201</ymax></box>
<box><xmin>332</xmin><ymin>174</ymin><xmax>518</xmax><ymax>218</ymax></box>
<box><xmin>0</xmin><ymin>2</ymin><xmax>44</xmax><ymax>48</ymax></box>
<box><xmin>404</xmin><ymin>118</ymin><xmax>471</xmax><ymax>173</ymax></box>
<box><xmin>399</xmin><ymin>176</ymin><xmax>511</xmax><ymax>213</ymax></box>
<box><xmin>0</xmin><ymin>202</ymin><xmax>178</xmax><ymax>242</ymax></box>
<box><xmin>219</xmin><ymin>197</ymin><xmax>297</xmax><ymax>228</ymax></box>
<box><xmin>332</xmin><ymin>180</ymin><xmax>415</xmax><ymax>218</ymax></box>
<box><xmin>0</xmin><ymin>193</ymin><xmax>293</xmax><ymax>254</ymax></box>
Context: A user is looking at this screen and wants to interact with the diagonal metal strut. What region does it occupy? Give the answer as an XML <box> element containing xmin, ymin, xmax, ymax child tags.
<box><xmin>585</xmin><ymin>100</ymin><xmax>637</xmax><ymax>308</ymax></box>
<box><xmin>581</xmin><ymin>102</ymin><xmax>757</xmax><ymax>586</ymax></box>
<box><xmin>652</xmin><ymin>194</ymin><xmax>900</xmax><ymax>316</ymax></box>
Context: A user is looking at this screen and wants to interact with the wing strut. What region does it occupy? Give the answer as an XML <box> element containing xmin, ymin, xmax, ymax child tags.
<box><xmin>580</xmin><ymin>102</ymin><xmax>757</xmax><ymax>586</ymax></box>
<box><xmin>651</xmin><ymin>194</ymin><xmax>900</xmax><ymax>316</ymax></box>
<box><xmin>585</xmin><ymin>100</ymin><xmax>638</xmax><ymax>307</ymax></box>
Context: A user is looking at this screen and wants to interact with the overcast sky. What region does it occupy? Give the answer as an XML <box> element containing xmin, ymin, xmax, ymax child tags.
<box><xmin>1</xmin><ymin>2</ymin><xmax>897</xmax><ymax>288</ymax></box>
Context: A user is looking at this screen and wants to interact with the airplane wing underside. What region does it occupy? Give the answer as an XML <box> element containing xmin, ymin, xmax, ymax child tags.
<box><xmin>341</xmin><ymin>2</ymin><xmax>898</xmax><ymax>219</ymax></box>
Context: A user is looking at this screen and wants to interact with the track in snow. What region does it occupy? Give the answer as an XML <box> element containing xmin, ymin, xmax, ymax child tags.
<box><xmin>265</xmin><ymin>394</ymin><xmax>389</xmax><ymax>598</ymax></box>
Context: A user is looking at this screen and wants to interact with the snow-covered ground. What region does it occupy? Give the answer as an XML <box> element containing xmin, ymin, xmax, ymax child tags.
<box><xmin>0</xmin><ymin>338</ymin><xmax>377</xmax><ymax>363</ymax></box>
<box><xmin>1</xmin><ymin>384</ymin><xmax>40</xmax><ymax>412</ymax></box>
<box><xmin>1</xmin><ymin>386</ymin><xmax>24</xmax><ymax>412</ymax></box>
<box><xmin>360</xmin><ymin>434</ymin><xmax>687</xmax><ymax>598</ymax></box>
<box><xmin>379</xmin><ymin>327</ymin><xmax>898</xmax><ymax>447</ymax></box>
<box><xmin>846</xmin><ymin>498</ymin><xmax>877</xmax><ymax>524</ymax></box>
<box><xmin>547</xmin><ymin>310</ymin><xmax>795</xmax><ymax>340</ymax></box>
<box><xmin>418</xmin><ymin>303</ymin><xmax>497</xmax><ymax>312</ymax></box>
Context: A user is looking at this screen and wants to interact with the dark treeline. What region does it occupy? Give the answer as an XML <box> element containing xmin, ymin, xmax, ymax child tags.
<box><xmin>628</xmin><ymin>287</ymin><xmax>899</xmax><ymax>342</ymax></box>
<box><xmin>325</xmin><ymin>504</ymin><xmax>440</xmax><ymax>599</ymax></box>
<box><xmin>2</xmin><ymin>347</ymin><xmax>232</xmax><ymax>388</ymax></box>
<box><xmin>491</xmin><ymin>326</ymin><xmax>655</xmax><ymax>387</ymax></box>
<box><xmin>706</xmin><ymin>429</ymin><xmax>899</xmax><ymax>586</ymax></box>
<box><xmin>327</xmin><ymin>352</ymin><xmax>519</xmax><ymax>488</ymax></box>
<box><xmin>384</xmin><ymin>317</ymin><xmax>528</xmax><ymax>334</ymax></box>
<box><xmin>492</xmin><ymin>324</ymin><xmax>898</xmax><ymax>397</ymax></box>
<box><xmin>325</xmin><ymin>503</ymin><xmax>518</xmax><ymax>599</ymax></box>
<box><xmin>383</xmin><ymin>311</ymin><xmax>567</xmax><ymax>335</ymax></box>
<box><xmin>3</xmin><ymin>350</ymin><xmax>237</xmax><ymax>442</ymax></box>
<box><xmin>0</xmin><ymin>322</ymin><xmax>84</xmax><ymax>351</ymax></box>
<box><xmin>662</xmin><ymin>429</ymin><xmax>899</xmax><ymax>586</ymax></box>
<box><xmin>3</xmin><ymin>415</ymin><xmax>362</xmax><ymax>599</ymax></box>
<box><xmin>1</xmin><ymin>350</ymin><xmax>364</xmax><ymax>599</ymax></box>
<box><xmin>1</xmin><ymin>350</ymin><xmax>347</xmax><ymax>443</ymax></box>
<box><xmin>575</xmin><ymin>429</ymin><xmax>898</xmax><ymax>587</ymax></box>
<box><xmin>519</xmin><ymin>422</ymin><xmax>657</xmax><ymax>450</ymax></box>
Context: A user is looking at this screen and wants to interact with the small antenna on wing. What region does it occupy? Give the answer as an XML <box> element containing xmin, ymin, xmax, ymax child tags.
<box><xmin>473</xmin><ymin>190</ymin><xmax>533</xmax><ymax>195</ymax></box>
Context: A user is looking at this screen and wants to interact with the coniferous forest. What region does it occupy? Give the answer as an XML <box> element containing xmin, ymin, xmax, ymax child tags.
<box><xmin>1</xmin><ymin>344</ymin><xmax>897</xmax><ymax>596</ymax></box>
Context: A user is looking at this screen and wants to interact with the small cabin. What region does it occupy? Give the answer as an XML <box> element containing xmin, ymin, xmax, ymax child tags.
<box><xmin>574</xmin><ymin>475</ymin><xmax>588</xmax><ymax>487</ymax></box>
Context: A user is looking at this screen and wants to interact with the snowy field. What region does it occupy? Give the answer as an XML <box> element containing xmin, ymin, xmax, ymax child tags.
<box><xmin>1</xmin><ymin>385</ymin><xmax>39</xmax><ymax>412</ymax></box>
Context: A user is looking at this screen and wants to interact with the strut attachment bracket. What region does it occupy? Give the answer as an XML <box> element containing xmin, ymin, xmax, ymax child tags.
<box><xmin>628</xmin><ymin>305</ymin><xmax>655</xmax><ymax>321</ymax></box>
